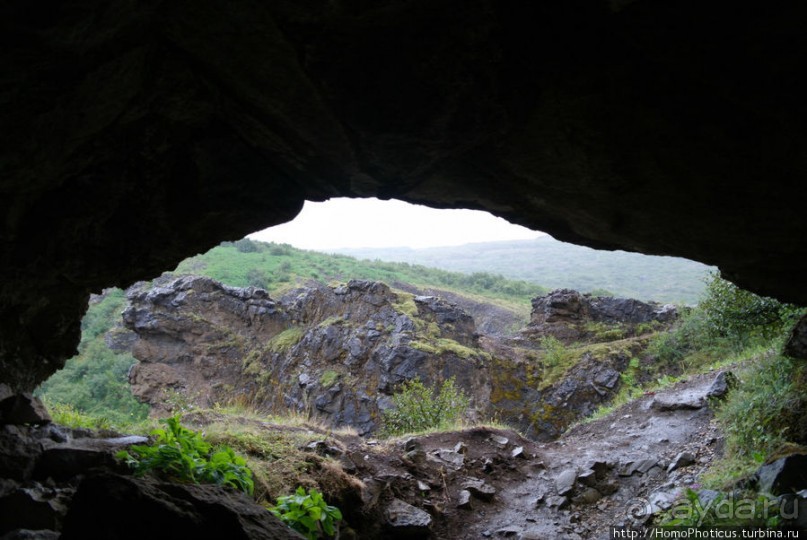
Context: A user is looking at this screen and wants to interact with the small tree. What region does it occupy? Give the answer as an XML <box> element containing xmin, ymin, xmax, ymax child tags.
<box><xmin>699</xmin><ymin>272</ymin><xmax>801</xmax><ymax>344</ymax></box>
<box><xmin>381</xmin><ymin>377</ymin><xmax>470</xmax><ymax>436</ymax></box>
<box><xmin>234</xmin><ymin>238</ymin><xmax>258</xmax><ymax>253</ymax></box>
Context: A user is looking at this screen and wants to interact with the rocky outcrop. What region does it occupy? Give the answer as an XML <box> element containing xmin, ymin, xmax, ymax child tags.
<box><xmin>526</xmin><ymin>289</ymin><xmax>677</xmax><ymax>343</ymax></box>
<box><xmin>0</xmin><ymin>420</ymin><xmax>298</xmax><ymax>540</ymax></box>
<box><xmin>61</xmin><ymin>473</ymin><xmax>302</xmax><ymax>540</ymax></box>
<box><xmin>482</xmin><ymin>335</ymin><xmax>649</xmax><ymax>440</ymax></box>
<box><xmin>123</xmin><ymin>276</ymin><xmax>678</xmax><ymax>440</ymax></box>
<box><xmin>784</xmin><ymin>314</ymin><xmax>807</xmax><ymax>360</ymax></box>
<box><xmin>124</xmin><ymin>276</ymin><xmax>491</xmax><ymax>435</ymax></box>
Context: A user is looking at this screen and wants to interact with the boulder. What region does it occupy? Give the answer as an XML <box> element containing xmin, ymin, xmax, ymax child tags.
<box><xmin>383</xmin><ymin>498</ymin><xmax>432</xmax><ymax>538</ymax></box>
<box><xmin>60</xmin><ymin>473</ymin><xmax>301</xmax><ymax>539</ymax></box>
<box><xmin>756</xmin><ymin>454</ymin><xmax>807</xmax><ymax>495</ymax></box>
<box><xmin>461</xmin><ymin>479</ymin><xmax>496</xmax><ymax>502</ymax></box>
<box><xmin>650</xmin><ymin>391</ymin><xmax>704</xmax><ymax>412</ymax></box>
<box><xmin>706</xmin><ymin>371</ymin><xmax>738</xmax><ymax>399</ymax></box>
<box><xmin>456</xmin><ymin>490</ymin><xmax>472</xmax><ymax>510</ymax></box>
<box><xmin>0</xmin><ymin>394</ymin><xmax>51</xmax><ymax>426</ymax></box>
<box><xmin>784</xmin><ymin>315</ymin><xmax>807</xmax><ymax>360</ymax></box>
<box><xmin>667</xmin><ymin>452</ymin><xmax>696</xmax><ymax>473</ymax></box>
<box><xmin>0</xmin><ymin>485</ymin><xmax>70</xmax><ymax>536</ymax></box>
<box><xmin>527</xmin><ymin>290</ymin><xmax>676</xmax><ymax>342</ymax></box>
<box><xmin>555</xmin><ymin>469</ymin><xmax>577</xmax><ymax>496</ymax></box>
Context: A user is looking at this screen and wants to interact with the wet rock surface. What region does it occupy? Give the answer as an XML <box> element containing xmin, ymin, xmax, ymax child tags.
<box><xmin>124</xmin><ymin>278</ymin><xmax>675</xmax><ymax>439</ymax></box>
<box><xmin>61</xmin><ymin>473</ymin><xmax>301</xmax><ymax>540</ymax></box>
<box><xmin>0</xmin><ymin>421</ymin><xmax>299</xmax><ymax>539</ymax></box>
<box><xmin>4</xmin><ymin>363</ymin><xmax>807</xmax><ymax>538</ymax></box>
<box><xmin>124</xmin><ymin>276</ymin><xmax>491</xmax><ymax>435</ymax></box>
<box><xmin>526</xmin><ymin>289</ymin><xmax>676</xmax><ymax>343</ymax></box>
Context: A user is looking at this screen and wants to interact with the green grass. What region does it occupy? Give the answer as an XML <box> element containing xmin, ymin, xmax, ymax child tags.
<box><xmin>409</xmin><ymin>337</ymin><xmax>489</xmax><ymax>360</ymax></box>
<box><xmin>319</xmin><ymin>370</ymin><xmax>340</xmax><ymax>388</ymax></box>
<box><xmin>703</xmin><ymin>350</ymin><xmax>807</xmax><ymax>489</ymax></box>
<box><xmin>332</xmin><ymin>236</ymin><xmax>713</xmax><ymax>304</ymax></box>
<box><xmin>267</xmin><ymin>327</ymin><xmax>306</xmax><ymax>352</ymax></box>
<box><xmin>173</xmin><ymin>240</ymin><xmax>545</xmax><ymax>313</ymax></box>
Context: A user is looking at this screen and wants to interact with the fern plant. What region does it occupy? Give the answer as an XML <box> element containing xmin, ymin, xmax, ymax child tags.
<box><xmin>268</xmin><ymin>487</ymin><xmax>343</xmax><ymax>539</ymax></box>
<box><xmin>116</xmin><ymin>415</ymin><xmax>254</xmax><ymax>495</ymax></box>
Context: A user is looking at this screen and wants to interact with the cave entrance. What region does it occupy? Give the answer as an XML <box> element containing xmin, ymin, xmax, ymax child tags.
<box><xmin>36</xmin><ymin>196</ymin><xmax>713</xmax><ymax>428</ymax></box>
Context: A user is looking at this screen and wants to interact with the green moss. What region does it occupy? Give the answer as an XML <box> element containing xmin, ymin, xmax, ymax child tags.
<box><xmin>242</xmin><ymin>349</ymin><xmax>264</xmax><ymax>376</ymax></box>
<box><xmin>392</xmin><ymin>292</ymin><xmax>419</xmax><ymax>318</ymax></box>
<box><xmin>537</xmin><ymin>336</ymin><xmax>580</xmax><ymax>389</ymax></box>
<box><xmin>317</xmin><ymin>316</ymin><xmax>345</xmax><ymax>328</ymax></box>
<box><xmin>267</xmin><ymin>327</ymin><xmax>305</xmax><ymax>353</ymax></box>
<box><xmin>584</xmin><ymin>321</ymin><xmax>625</xmax><ymax>341</ymax></box>
<box><xmin>319</xmin><ymin>370</ymin><xmax>340</xmax><ymax>388</ymax></box>
<box><xmin>425</xmin><ymin>322</ymin><xmax>441</xmax><ymax>339</ymax></box>
<box><xmin>488</xmin><ymin>357</ymin><xmax>527</xmax><ymax>404</ymax></box>
<box><xmin>409</xmin><ymin>337</ymin><xmax>490</xmax><ymax>361</ymax></box>
<box><xmin>410</xmin><ymin>340</ymin><xmax>439</xmax><ymax>355</ymax></box>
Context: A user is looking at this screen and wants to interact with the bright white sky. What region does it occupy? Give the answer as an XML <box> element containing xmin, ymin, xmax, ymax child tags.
<box><xmin>248</xmin><ymin>198</ymin><xmax>544</xmax><ymax>250</ymax></box>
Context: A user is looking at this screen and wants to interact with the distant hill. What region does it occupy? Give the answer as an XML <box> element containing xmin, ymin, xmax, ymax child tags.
<box><xmin>171</xmin><ymin>239</ymin><xmax>548</xmax><ymax>322</ymax></box>
<box><xmin>331</xmin><ymin>237</ymin><xmax>713</xmax><ymax>305</ymax></box>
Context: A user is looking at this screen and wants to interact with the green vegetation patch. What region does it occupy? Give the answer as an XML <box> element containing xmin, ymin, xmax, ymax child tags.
<box><xmin>319</xmin><ymin>370</ymin><xmax>340</xmax><ymax>388</ymax></box>
<box><xmin>537</xmin><ymin>336</ymin><xmax>579</xmax><ymax>389</ymax></box>
<box><xmin>704</xmin><ymin>352</ymin><xmax>807</xmax><ymax>488</ymax></box>
<box><xmin>409</xmin><ymin>337</ymin><xmax>488</xmax><ymax>360</ymax></box>
<box><xmin>117</xmin><ymin>415</ymin><xmax>255</xmax><ymax>495</ymax></box>
<box><xmin>174</xmin><ymin>240</ymin><xmax>541</xmax><ymax>314</ymax></box>
<box><xmin>381</xmin><ymin>377</ymin><xmax>470</xmax><ymax>436</ymax></box>
<box><xmin>267</xmin><ymin>327</ymin><xmax>306</xmax><ymax>353</ymax></box>
<box><xmin>268</xmin><ymin>487</ymin><xmax>343</xmax><ymax>540</ymax></box>
<box><xmin>35</xmin><ymin>289</ymin><xmax>150</xmax><ymax>424</ymax></box>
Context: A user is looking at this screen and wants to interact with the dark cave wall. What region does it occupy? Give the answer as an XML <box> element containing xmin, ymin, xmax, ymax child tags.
<box><xmin>2</xmin><ymin>0</ymin><xmax>807</xmax><ymax>390</ymax></box>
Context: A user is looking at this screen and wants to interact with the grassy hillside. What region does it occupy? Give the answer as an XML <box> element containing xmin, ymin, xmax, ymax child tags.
<box><xmin>333</xmin><ymin>237</ymin><xmax>714</xmax><ymax>304</ymax></box>
<box><xmin>173</xmin><ymin>239</ymin><xmax>547</xmax><ymax>315</ymax></box>
<box><xmin>36</xmin><ymin>289</ymin><xmax>150</xmax><ymax>424</ymax></box>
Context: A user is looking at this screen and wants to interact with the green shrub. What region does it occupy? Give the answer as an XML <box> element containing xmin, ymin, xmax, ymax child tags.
<box><xmin>647</xmin><ymin>305</ymin><xmax>729</xmax><ymax>369</ymax></box>
<box><xmin>234</xmin><ymin>238</ymin><xmax>259</xmax><ymax>253</ymax></box>
<box><xmin>540</xmin><ymin>336</ymin><xmax>572</xmax><ymax>368</ymax></box>
<box><xmin>268</xmin><ymin>487</ymin><xmax>343</xmax><ymax>539</ymax></box>
<box><xmin>714</xmin><ymin>353</ymin><xmax>807</xmax><ymax>465</ymax></box>
<box><xmin>46</xmin><ymin>402</ymin><xmax>114</xmax><ymax>431</ymax></box>
<box><xmin>699</xmin><ymin>272</ymin><xmax>801</xmax><ymax>344</ymax></box>
<box><xmin>381</xmin><ymin>377</ymin><xmax>470</xmax><ymax>436</ymax></box>
<box><xmin>117</xmin><ymin>415</ymin><xmax>254</xmax><ymax>495</ymax></box>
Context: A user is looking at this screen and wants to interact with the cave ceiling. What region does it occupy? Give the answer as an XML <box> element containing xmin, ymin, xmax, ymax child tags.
<box><xmin>2</xmin><ymin>0</ymin><xmax>806</xmax><ymax>390</ymax></box>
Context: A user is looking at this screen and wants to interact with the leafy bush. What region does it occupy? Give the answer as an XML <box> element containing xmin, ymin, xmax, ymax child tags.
<box><xmin>268</xmin><ymin>487</ymin><xmax>343</xmax><ymax>539</ymax></box>
<box><xmin>540</xmin><ymin>336</ymin><xmax>572</xmax><ymax>368</ymax></box>
<box><xmin>117</xmin><ymin>415</ymin><xmax>254</xmax><ymax>495</ymax></box>
<box><xmin>700</xmin><ymin>272</ymin><xmax>801</xmax><ymax>344</ymax></box>
<box><xmin>234</xmin><ymin>238</ymin><xmax>259</xmax><ymax>253</ymax></box>
<box><xmin>647</xmin><ymin>307</ymin><xmax>714</xmax><ymax>366</ymax></box>
<box><xmin>381</xmin><ymin>377</ymin><xmax>470</xmax><ymax>436</ymax></box>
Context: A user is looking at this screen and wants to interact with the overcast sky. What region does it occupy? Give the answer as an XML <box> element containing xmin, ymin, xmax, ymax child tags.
<box><xmin>248</xmin><ymin>198</ymin><xmax>544</xmax><ymax>250</ymax></box>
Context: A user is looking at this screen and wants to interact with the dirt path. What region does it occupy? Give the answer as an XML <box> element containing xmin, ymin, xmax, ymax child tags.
<box><xmin>449</xmin><ymin>372</ymin><xmax>724</xmax><ymax>539</ymax></box>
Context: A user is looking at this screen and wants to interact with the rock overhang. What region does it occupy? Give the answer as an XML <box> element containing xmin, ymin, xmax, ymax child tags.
<box><xmin>2</xmin><ymin>0</ymin><xmax>807</xmax><ymax>391</ymax></box>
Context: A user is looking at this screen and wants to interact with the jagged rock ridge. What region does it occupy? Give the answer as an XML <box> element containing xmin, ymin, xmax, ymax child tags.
<box><xmin>124</xmin><ymin>276</ymin><xmax>490</xmax><ymax>435</ymax></box>
<box><xmin>123</xmin><ymin>276</ymin><xmax>677</xmax><ymax>439</ymax></box>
